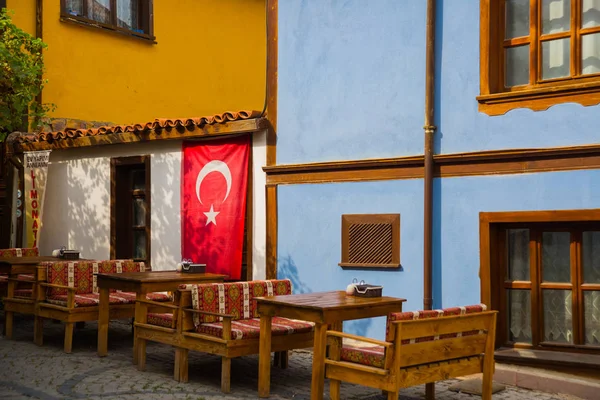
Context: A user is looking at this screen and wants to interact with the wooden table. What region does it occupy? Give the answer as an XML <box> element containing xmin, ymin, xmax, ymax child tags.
<box><xmin>96</xmin><ymin>270</ymin><xmax>226</xmax><ymax>358</ymax></box>
<box><xmin>0</xmin><ymin>256</ymin><xmax>62</xmax><ymax>276</ymax></box>
<box><xmin>256</xmin><ymin>291</ymin><xmax>405</xmax><ymax>399</ymax></box>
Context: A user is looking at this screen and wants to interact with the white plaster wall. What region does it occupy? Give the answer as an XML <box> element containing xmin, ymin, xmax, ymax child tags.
<box><xmin>38</xmin><ymin>135</ymin><xmax>267</xmax><ymax>274</ymax></box>
<box><xmin>252</xmin><ymin>131</ymin><xmax>267</xmax><ymax>280</ymax></box>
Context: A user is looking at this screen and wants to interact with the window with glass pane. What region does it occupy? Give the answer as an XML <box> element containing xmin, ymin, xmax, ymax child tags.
<box><xmin>61</xmin><ymin>0</ymin><xmax>153</xmax><ymax>38</ymax></box>
<box><xmin>502</xmin><ymin>0</ymin><xmax>600</xmax><ymax>87</ymax></box>
<box><xmin>479</xmin><ymin>0</ymin><xmax>600</xmax><ymax>115</ymax></box>
<box><xmin>495</xmin><ymin>223</ymin><xmax>600</xmax><ymax>353</ymax></box>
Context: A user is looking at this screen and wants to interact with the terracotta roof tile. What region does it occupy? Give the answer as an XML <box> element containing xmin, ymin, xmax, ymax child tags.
<box><xmin>22</xmin><ymin>110</ymin><xmax>262</xmax><ymax>143</ymax></box>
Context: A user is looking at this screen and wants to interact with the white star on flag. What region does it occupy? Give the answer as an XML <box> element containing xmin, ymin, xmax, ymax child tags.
<box><xmin>204</xmin><ymin>204</ymin><xmax>220</xmax><ymax>226</ymax></box>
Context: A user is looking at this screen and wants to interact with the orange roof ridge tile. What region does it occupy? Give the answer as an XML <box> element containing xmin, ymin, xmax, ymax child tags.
<box><xmin>24</xmin><ymin>110</ymin><xmax>262</xmax><ymax>143</ymax></box>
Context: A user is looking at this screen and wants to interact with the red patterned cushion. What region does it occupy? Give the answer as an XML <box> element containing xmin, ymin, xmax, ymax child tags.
<box><xmin>147</xmin><ymin>313</ymin><xmax>174</xmax><ymax>328</ymax></box>
<box><xmin>45</xmin><ymin>291</ymin><xmax>170</xmax><ymax>308</ymax></box>
<box><xmin>0</xmin><ymin>274</ymin><xmax>33</xmax><ymax>281</ymax></box>
<box><xmin>341</xmin><ymin>345</ymin><xmax>385</xmax><ymax>368</ymax></box>
<box><xmin>0</xmin><ymin>248</ymin><xmax>39</xmax><ymax>258</ymax></box>
<box><xmin>385</xmin><ymin>304</ymin><xmax>488</xmax><ymax>342</ymax></box>
<box><xmin>13</xmin><ymin>289</ymin><xmax>34</xmax><ymax>298</ymax></box>
<box><xmin>190</xmin><ymin>279</ymin><xmax>292</xmax><ymax>325</ymax></box>
<box><xmin>109</xmin><ymin>291</ymin><xmax>172</xmax><ymax>303</ymax></box>
<box><xmin>195</xmin><ymin>316</ymin><xmax>314</xmax><ymax>340</ymax></box>
<box><xmin>45</xmin><ymin>260</ymin><xmax>145</xmax><ymax>296</ymax></box>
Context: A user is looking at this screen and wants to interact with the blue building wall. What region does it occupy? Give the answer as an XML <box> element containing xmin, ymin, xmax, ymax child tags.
<box><xmin>277</xmin><ymin>1</ymin><xmax>600</xmax><ymax>165</ymax></box>
<box><xmin>278</xmin><ymin>169</ymin><xmax>600</xmax><ymax>340</ymax></box>
<box><xmin>275</xmin><ymin>1</ymin><xmax>600</xmax><ymax>340</ymax></box>
<box><xmin>277</xmin><ymin>0</ymin><xmax>427</xmax><ymax>164</ymax></box>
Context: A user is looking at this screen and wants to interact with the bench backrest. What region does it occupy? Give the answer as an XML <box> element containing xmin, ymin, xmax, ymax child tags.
<box><xmin>392</xmin><ymin>309</ymin><xmax>497</xmax><ymax>368</ymax></box>
<box><xmin>189</xmin><ymin>279</ymin><xmax>292</xmax><ymax>325</ymax></box>
<box><xmin>45</xmin><ymin>259</ymin><xmax>145</xmax><ymax>296</ymax></box>
<box><xmin>385</xmin><ymin>304</ymin><xmax>488</xmax><ymax>342</ymax></box>
<box><xmin>0</xmin><ymin>247</ymin><xmax>39</xmax><ymax>258</ymax></box>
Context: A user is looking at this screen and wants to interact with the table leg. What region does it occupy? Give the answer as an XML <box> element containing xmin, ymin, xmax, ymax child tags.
<box><xmin>97</xmin><ymin>287</ymin><xmax>109</xmax><ymax>357</ymax></box>
<box><xmin>328</xmin><ymin>321</ymin><xmax>343</xmax><ymax>400</ymax></box>
<box><xmin>311</xmin><ymin>322</ymin><xmax>328</xmax><ymax>400</ymax></box>
<box><xmin>258</xmin><ymin>314</ymin><xmax>272</xmax><ymax>398</ymax></box>
<box><xmin>133</xmin><ymin>292</ymin><xmax>145</xmax><ymax>364</ymax></box>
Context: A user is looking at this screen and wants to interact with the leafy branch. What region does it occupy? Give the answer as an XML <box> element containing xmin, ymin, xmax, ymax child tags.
<box><xmin>0</xmin><ymin>8</ymin><xmax>54</xmax><ymax>141</ymax></box>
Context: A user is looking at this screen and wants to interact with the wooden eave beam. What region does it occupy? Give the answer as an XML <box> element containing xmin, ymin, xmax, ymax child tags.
<box><xmin>14</xmin><ymin>118</ymin><xmax>268</xmax><ymax>152</ymax></box>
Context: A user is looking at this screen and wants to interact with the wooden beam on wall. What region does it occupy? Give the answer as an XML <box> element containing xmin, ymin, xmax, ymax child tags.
<box><xmin>265</xmin><ymin>0</ymin><xmax>278</xmax><ymax>279</ymax></box>
<box><xmin>264</xmin><ymin>144</ymin><xmax>600</xmax><ymax>185</ymax></box>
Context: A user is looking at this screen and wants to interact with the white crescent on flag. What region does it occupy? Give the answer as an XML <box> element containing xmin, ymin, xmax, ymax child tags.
<box><xmin>195</xmin><ymin>160</ymin><xmax>232</xmax><ymax>205</ymax></box>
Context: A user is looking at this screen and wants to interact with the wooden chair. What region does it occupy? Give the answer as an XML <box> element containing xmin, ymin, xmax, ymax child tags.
<box><xmin>135</xmin><ymin>280</ymin><xmax>315</xmax><ymax>393</ymax></box>
<box><xmin>35</xmin><ymin>259</ymin><xmax>170</xmax><ymax>352</ymax></box>
<box><xmin>323</xmin><ymin>305</ymin><xmax>498</xmax><ymax>400</ymax></box>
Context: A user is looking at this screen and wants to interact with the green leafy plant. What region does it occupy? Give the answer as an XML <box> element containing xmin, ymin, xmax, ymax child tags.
<box><xmin>0</xmin><ymin>8</ymin><xmax>54</xmax><ymax>141</ymax></box>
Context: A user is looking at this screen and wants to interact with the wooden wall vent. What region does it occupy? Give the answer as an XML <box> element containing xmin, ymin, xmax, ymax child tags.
<box><xmin>339</xmin><ymin>214</ymin><xmax>400</xmax><ymax>269</ymax></box>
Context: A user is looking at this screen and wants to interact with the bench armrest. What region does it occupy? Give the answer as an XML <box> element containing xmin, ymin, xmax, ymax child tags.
<box><xmin>136</xmin><ymin>298</ymin><xmax>178</xmax><ymax>310</ymax></box>
<box><xmin>7</xmin><ymin>277</ymin><xmax>35</xmax><ymax>282</ymax></box>
<box><xmin>326</xmin><ymin>331</ymin><xmax>392</xmax><ymax>348</ymax></box>
<box><xmin>183</xmin><ymin>308</ymin><xmax>234</xmax><ymax>318</ymax></box>
<box><xmin>39</xmin><ymin>282</ymin><xmax>75</xmax><ymax>291</ymax></box>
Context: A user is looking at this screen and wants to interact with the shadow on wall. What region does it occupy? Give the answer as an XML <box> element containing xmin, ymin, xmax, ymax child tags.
<box><xmin>278</xmin><ymin>254</ymin><xmax>312</xmax><ymax>294</ymax></box>
<box><xmin>278</xmin><ymin>254</ymin><xmax>374</xmax><ymax>336</ymax></box>
<box><xmin>149</xmin><ymin>151</ymin><xmax>181</xmax><ymax>270</ymax></box>
<box><xmin>66</xmin><ymin>157</ymin><xmax>111</xmax><ymax>258</ymax></box>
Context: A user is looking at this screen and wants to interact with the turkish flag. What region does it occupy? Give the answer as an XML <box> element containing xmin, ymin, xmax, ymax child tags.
<box><xmin>181</xmin><ymin>135</ymin><xmax>250</xmax><ymax>280</ymax></box>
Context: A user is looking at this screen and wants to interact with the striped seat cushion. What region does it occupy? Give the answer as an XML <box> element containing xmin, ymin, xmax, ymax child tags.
<box><xmin>340</xmin><ymin>345</ymin><xmax>385</xmax><ymax>368</ymax></box>
<box><xmin>0</xmin><ymin>274</ymin><xmax>34</xmax><ymax>283</ymax></box>
<box><xmin>12</xmin><ymin>289</ymin><xmax>34</xmax><ymax>298</ymax></box>
<box><xmin>45</xmin><ymin>291</ymin><xmax>171</xmax><ymax>308</ymax></box>
<box><xmin>147</xmin><ymin>313</ymin><xmax>174</xmax><ymax>328</ymax></box>
<box><xmin>196</xmin><ymin>316</ymin><xmax>314</xmax><ymax>340</ymax></box>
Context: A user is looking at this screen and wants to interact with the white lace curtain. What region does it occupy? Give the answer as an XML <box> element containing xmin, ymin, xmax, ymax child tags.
<box><xmin>543</xmin><ymin>0</ymin><xmax>600</xmax><ymax>79</ymax></box>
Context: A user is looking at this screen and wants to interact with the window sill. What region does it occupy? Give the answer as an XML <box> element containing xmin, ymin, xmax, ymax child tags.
<box><xmin>477</xmin><ymin>81</ymin><xmax>600</xmax><ymax>116</ymax></box>
<box><xmin>60</xmin><ymin>16</ymin><xmax>156</xmax><ymax>44</ymax></box>
<box><xmin>494</xmin><ymin>347</ymin><xmax>600</xmax><ymax>373</ymax></box>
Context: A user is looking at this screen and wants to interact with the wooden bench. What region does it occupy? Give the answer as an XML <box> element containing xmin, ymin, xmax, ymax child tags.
<box><xmin>135</xmin><ymin>279</ymin><xmax>315</xmax><ymax>393</ymax></box>
<box><xmin>35</xmin><ymin>259</ymin><xmax>170</xmax><ymax>353</ymax></box>
<box><xmin>323</xmin><ymin>304</ymin><xmax>498</xmax><ymax>400</ymax></box>
<box><xmin>1</xmin><ymin>247</ymin><xmax>40</xmax><ymax>337</ymax></box>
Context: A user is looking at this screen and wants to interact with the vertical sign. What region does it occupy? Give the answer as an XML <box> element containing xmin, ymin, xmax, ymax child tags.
<box><xmin>24</xmin><ymin>150</ymin><xmax>51</xmax><ymax>248</ymax></box>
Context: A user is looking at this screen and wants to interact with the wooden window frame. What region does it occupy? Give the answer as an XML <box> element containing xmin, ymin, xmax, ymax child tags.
<box><xmin>60</xmin><ymin>0</ymin><xmax>155</xmax><ymax>43</ymax></box>
<box><xmin>110</xmin><ymin>155</ymin><xmax>151</xmax><ymax>268</ymax></box>
<box><xmin>339</xmin><ymin>213</ymin><xmax>401</xmax><ymax>270</ymax></box>
<box><xmin>480</xmin><ymin>209</ymin><xmax>600</xmax><ymax>353</ymax></box>
<box><xmin>478</xmin><ymin>0</ymin><xmax>600</xmax><ymax>115</ymax></box>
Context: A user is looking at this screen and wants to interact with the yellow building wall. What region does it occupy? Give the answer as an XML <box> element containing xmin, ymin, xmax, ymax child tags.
<box><xmin>6</xmin><ymin>0</ymin><xmax>266</xmax><ymax>125</ymax></box>
<box><xmin>5</xmin><ymin>0</ymin><xmax>36</xmax><ymax>36</ymax></box>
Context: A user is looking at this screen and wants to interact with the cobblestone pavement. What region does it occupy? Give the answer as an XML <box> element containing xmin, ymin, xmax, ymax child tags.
<box><xmin>0</xmin><ymin>313</ymin><xmax>581</xmax><ymax>400</ymax></box>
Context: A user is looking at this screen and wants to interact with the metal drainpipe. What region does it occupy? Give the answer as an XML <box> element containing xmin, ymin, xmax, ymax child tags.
<box><xmin>423</xmin><ymin>0</ymin><xmax>437</xmax><ymax>397</ymax></box>
<box><xmin>424</xmin><ymin>0</ymin><xmax>437</xmax><ymax>314</ymax></box>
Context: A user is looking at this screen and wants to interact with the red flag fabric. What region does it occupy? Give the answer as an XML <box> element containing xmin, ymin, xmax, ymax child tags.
<box><xmin>181</xmin><ymin>135</ymin><xmax>250</xmax><ymax>280</ymax></box>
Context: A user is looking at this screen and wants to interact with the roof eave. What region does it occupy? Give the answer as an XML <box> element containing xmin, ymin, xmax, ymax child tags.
<box><xmin>14</xmin><ymin>117</ymin><xmax>269</xmax><ymax>153</ymax></box>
